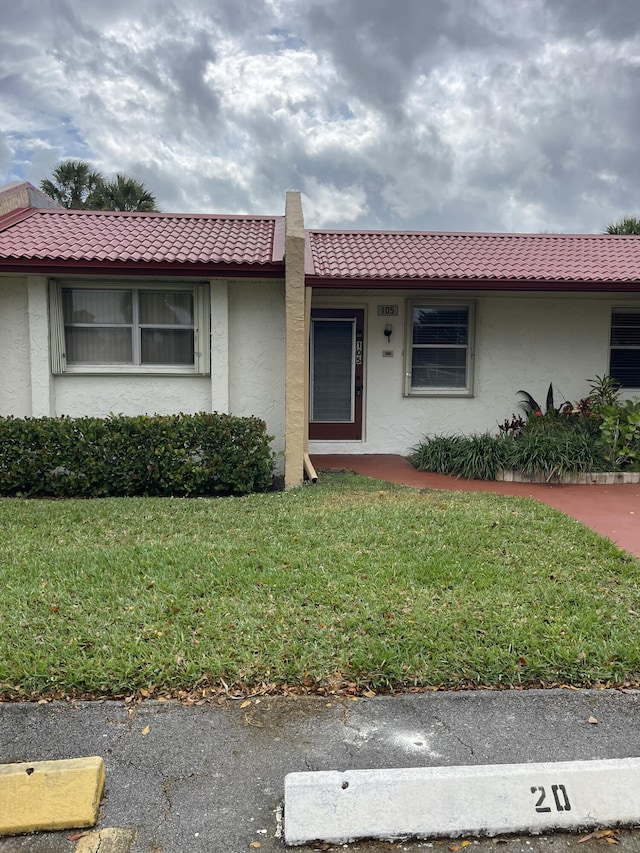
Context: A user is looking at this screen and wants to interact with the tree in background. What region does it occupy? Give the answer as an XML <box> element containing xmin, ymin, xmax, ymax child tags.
<box><xmin>40</xmin><ymin>160</ymin><xmax>158</xmax><ymax>211</ymax></box>
<box><xmin>91</xmin><ymin>173</ymin><xmax>158</xmax><ymax>212</ymax></box>
<box><xmin>40</xmin><ymin>160</ymin><xmax>103</xmax><ymax>209</ymax></box>
<box><xmin>605</xmin><ymin>216</ymin><xmax>640</xmax><ymax>234</ymax></box>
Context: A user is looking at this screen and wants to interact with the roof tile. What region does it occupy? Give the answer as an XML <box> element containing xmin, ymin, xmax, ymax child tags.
<box><xmin>308</xmin><ymin>231</ymin><xmax>640</xmax><ymax>283</ymax></box>
<box><xmin>0</xmin><ymin>208</ymin><xmax>283</xmax><ymax>268</ymax></box>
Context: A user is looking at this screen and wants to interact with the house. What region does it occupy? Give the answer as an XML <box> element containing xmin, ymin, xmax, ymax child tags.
<box><xmin>1</xmin><ymin>181</ymin><xmax>639</xmax><ymax>487</ymax></box>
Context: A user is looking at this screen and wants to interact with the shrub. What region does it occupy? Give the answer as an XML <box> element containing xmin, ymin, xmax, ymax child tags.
<box><xmin>448</xmin><ymin>433</ymin><xmax>512</xmax><ymax>480</ymax></box>
<box><xmin>510</xmin><ymin>430</ymin><xmax>605</xmax><ymax>478</ymax></box>
<box><xmin>596</xmin><ymin>399</ymin><xmax>640</xmax><ymax>470</ymax></box>
<box><xmin>411</xmin><ymin>429</ymin><xmax>605</xmax><ymax>480</ymax></box>
<box><xmin>517</xmin><ymin>382</ymin><xmax>601</xmax><ymax>438</ymax></box>
<box><xmin>515</xmin><ymin>376</ymin><xmax>638</xmax><ymax>472</ymax></box>
<box><xmin>588</xmin><ymin>374</ymin><xmax>621</xmax><ymax>409</ymax></box>
<box><xmin>517</xmin><ymin>382</ymin><xmax>570</xmax><ymax>419</ymax></box>
<box><xmin>411</xmin><ymin>375</ymin><xmax>638</xmax><ymax>481</ymax></box>
<box><xmin>0</xmin><ymin>413</ymin><xmax>274</xmax><ymax>497</ymax></box>
<box><xmin>411</xmin><ymin>433</ymin><xmax>511</xmax><ymax>480</ymax></box>
<box><xmin>409</xmin><ymin>435</ymin><xmax>463</xmax><ymax>474</ymax></box>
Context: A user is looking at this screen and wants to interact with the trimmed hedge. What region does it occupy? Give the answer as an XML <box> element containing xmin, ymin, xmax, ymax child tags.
<box><xmin>0</xmin><ymin>413</ymin><xmax>274</xmax><ymax>497</ymax></box>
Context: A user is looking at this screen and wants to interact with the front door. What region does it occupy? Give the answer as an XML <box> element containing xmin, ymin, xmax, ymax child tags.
<box><xmin>309</xmin><ymin>308</ymin><xmax>364</xmax><ymax>440</ymax></box>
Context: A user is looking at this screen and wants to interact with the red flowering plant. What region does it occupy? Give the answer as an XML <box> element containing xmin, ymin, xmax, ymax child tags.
<box><xmin>517</xmin><ymin>383</ymin><xmax>572</xmax><ymax>431</ymax></box>
<box><xmin>497</xmin><ymin>414</ymin><xmax>526</xmax><ymax>437</ymax></box>
<box><xmin>515</xmin><ymin>378</ymin><xmax>617</xmax><ymax>439</ymax></box>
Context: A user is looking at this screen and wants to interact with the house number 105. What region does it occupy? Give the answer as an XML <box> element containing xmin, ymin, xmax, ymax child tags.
<box><xmin>531</xmin><ymin>784</ymin><xmax>571</xmax><ymax>812</ymax></box>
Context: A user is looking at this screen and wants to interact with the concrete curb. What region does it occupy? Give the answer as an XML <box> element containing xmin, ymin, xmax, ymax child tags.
<box><xmin>285</xmin><ymin>758</ymin><xmax>640</xmax><ymax>845</ymax></box>
<box><xmin>0</xmin><ymin>756</ymin><xmax>104</xmax><ymax>837</ymax></box>
<box><xmin>496</xmin><ymin>469</ymin><xmax>640</xmax><ymax>485</ymax></box>
<box><xmin>75</xmin><ymin>828</ymin><xmax>136</xmax><ymax>852</ymax></box>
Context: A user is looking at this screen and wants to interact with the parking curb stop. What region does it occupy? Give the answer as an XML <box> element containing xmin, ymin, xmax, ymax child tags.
<box><xmin>0</xmin><ymin>756</ymin><xmax>105</xmax><ymax>837</ymax></box>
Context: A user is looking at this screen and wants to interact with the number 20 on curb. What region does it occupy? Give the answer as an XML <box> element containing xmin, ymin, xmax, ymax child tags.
<box><xmin>531</xmin><ymin>784</ymin><xmax>571</xmax><ymax>813</ymax></box>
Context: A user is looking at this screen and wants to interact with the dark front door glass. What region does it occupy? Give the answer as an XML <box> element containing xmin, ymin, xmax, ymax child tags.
<box><xmin>309</xmin><ymin>309</ymin><xmax>364</xmax><ymax>441</ymax></box>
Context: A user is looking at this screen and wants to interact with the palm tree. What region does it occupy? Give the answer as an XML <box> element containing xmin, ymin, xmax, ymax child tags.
<box><xmin>40</xmin><ymin>161</ymin><xmax>159</xmax><ymax>212</ymax></box>
<box><xmin>605</xmin><ymin>216</ymin><xmax>640</xmax><ymax>235</ymax></box>
<box><xmin>91</xmin><ymin>173</ymin><xmax>158</xmax><ymax>212</ymax></box>
<box><xmin>40</xmin><ymin>160</ymin><xmax>103</xmax><ymax>209</ymax></box>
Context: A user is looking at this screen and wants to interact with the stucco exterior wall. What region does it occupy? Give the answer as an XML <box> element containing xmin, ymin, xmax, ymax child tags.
<box><xmin>53</xmin><ymin>376</ymin><xmax>211</xmax><ymax>417</ymax></box>
<box><xmin>0</xmin><ymin>276</ymin><xmax>31</xmax><ymax>416</ymax></box>
<box><xmin>228</xmin><ymin>279</ymin><xmax>286</xmax><ymax>461</ymax></box>
<box><xmin>3</xmin><ymin>271</ymin><xmax>637</xmax><ymax>466</ymax></box>
<box><xmin>54</xmin><ymin>277</ymin><xmax>287</xmax><ymax>470</ymax></box>
<box><xmin>0</xmin><ymin>274</ymin><xmax>286</xmax><ymax>472</ymax></box>
<box><xmin>308</xmin><ymin>290</ymin><xmax>639</xmax><ymax>455</ymax></box>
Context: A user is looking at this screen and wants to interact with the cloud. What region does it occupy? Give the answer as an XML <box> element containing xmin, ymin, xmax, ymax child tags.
<box><xmin>1</xmin><ymin>0</ymin><xmax>639</xmax><ymax>232</ymax></box>
<box><xmin>0</xmin><ymin>133</ymin><xmax>11</xmax><ymax>178</ymax></box>
<box><xmin>301</xmin><ymin>178</ymin><xmax>367</xmax><ymax>227</ymax></box>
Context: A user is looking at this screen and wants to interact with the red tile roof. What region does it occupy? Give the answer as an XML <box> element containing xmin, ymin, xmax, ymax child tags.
<box><xmin>0</xmin><ymin>208</ymin><xmax>285</xmax><ymax>275</ymax></box>
<box><xmin>308</xmin><ymin>230</ymin><xmax>640</xmax><ymax>287</ymax></box>
<box><xmin>3</xmin><ymin>201</ymin><xmax>640</xmax><ymax>289</ymax></box>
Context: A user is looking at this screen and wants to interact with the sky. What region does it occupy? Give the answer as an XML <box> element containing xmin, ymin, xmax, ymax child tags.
<box><xmin>1</xmin><ymin>0</ymin><xmax>639</xmax><ymax>233</ymax></box>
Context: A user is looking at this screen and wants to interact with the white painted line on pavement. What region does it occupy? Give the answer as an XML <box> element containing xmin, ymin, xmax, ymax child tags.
<box><xmin>284</xmin><ymin>758</ymin><xmax>640</xmax><ymax>846</ymax></box>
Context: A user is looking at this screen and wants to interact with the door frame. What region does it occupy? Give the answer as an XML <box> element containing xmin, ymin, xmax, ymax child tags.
<box><xmin>309</xmin><ymin>307</ymin><xmax>365</xmax><ymax>440</ymax></box>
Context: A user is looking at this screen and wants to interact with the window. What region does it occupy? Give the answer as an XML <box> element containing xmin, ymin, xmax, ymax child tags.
<box><xmin>404</xmin><ymin>301</ymin><xmax>475</xmax><ymax>396</ymax></box>
<box><xmin>50</xmin><ymin>281</ymin><xmax>210</xmax><ymax>375</ymax></box>
<box><xmin>610</xmin><ymin>308</ymin><xmax>640</xmax><ymax>388</ymax></box>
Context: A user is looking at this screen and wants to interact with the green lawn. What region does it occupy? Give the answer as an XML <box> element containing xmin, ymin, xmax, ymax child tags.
<box><xmin>1</xmin><ymin>472</ymin><xmax>639</xmax><ymax>699</ymax></box>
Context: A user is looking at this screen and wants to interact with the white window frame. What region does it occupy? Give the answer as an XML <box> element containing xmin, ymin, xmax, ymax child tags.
<box><xmin>404</xmin><ymin>300</ymin><xmax>476</xmax><ymax>397</ymax></box>
<box><xmin>49</xmin><ymin>280</ymin><xmax>210</xmax><ymax>376</ymax></box>
<box><xmin>609</xmin><ymin>307</ymin><xmax>640</xmax><ymax>389</ymax></box>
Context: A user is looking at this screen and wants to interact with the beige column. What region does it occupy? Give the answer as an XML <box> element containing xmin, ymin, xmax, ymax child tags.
<box><xmin>284</xmin><ymin>191</ymin><xmax>306</xmax><ymax>488</ymax></box>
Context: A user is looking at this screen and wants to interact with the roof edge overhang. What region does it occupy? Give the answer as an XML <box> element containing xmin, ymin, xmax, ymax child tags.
<box><xmin>306</xmin><ymin>277</ymin><xmax>640</xmax><ymax>292</ymax></box>
<box><xmin>2</xmin><ymin>207</ymin><xmax>285</xmax><ymax>222</ymax></box>
<box><xmin>0</xmin><ymin>259</ymin><xmax>285</xmax><ymax>278</ymax></box>
<box><xmin>307</xmin><ymin>227</ymin><xmax>640</xmax><ymax>239</ymax></box>
<box><xmin>0</xmin><ymin>206</ymin><xmax>37</xmax><ymax>231</ymax></box>
<box><xmin>272</xmin><ymin>217</ymin><xmax>285</xmax><ymax>262</ymax></box>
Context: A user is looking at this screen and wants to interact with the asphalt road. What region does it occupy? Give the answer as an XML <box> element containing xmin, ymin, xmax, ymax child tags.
<box><xmin>1</xmin><ymin>689</ymin><xmax>640</xmax><ymax>853</ymax></box>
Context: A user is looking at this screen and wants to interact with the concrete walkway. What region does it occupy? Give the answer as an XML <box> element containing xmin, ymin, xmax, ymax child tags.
<box><xmin>311</xmin><ymin>454</ymin><xmax>640</xmax><ymax>559</ymax></box>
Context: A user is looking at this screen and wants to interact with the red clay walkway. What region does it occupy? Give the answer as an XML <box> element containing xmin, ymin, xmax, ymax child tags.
<box><xmin>312</xmin><ymin>454</ymin><xmax>640</xmax><ymax>559</ymax></box>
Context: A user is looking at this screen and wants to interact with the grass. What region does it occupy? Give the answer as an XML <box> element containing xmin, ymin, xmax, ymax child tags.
<box><xmin>1</xmin><ymin>472</ymin><xmax>639</xmax><ymax>699</ymax></box>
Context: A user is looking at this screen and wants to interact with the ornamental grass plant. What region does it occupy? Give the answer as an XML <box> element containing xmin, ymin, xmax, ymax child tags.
<box><xmin>411</xmin><ymin>377</ymin><xmax>640</xmax><ymax>480</ymax></box>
